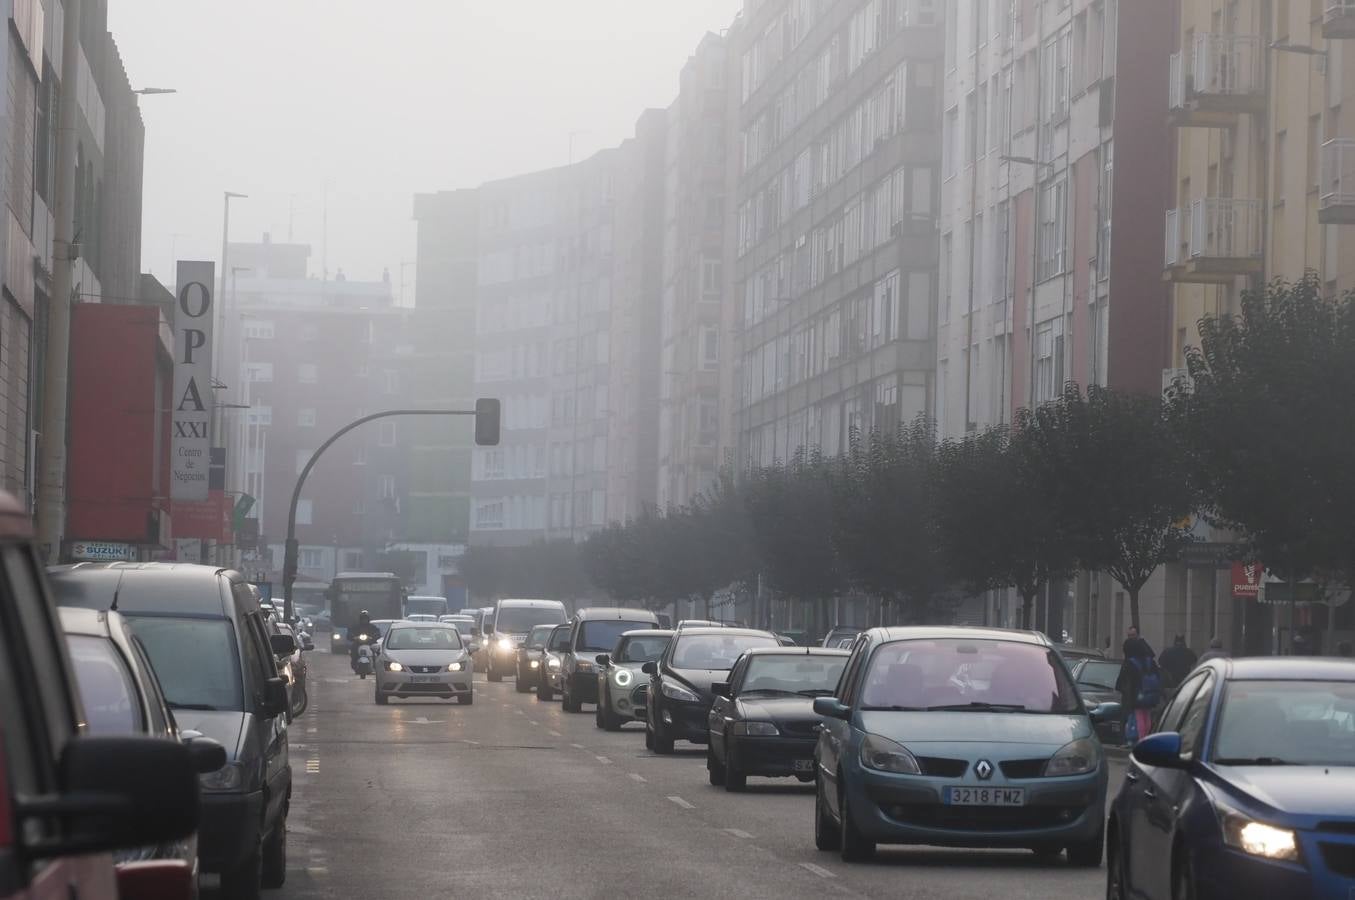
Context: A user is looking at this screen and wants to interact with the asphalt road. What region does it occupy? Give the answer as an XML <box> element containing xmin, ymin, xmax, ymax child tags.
<box><xmin>223</xmin><ymin>651</ymin><xmax>1124</xmax><ymax>900</ymax></box>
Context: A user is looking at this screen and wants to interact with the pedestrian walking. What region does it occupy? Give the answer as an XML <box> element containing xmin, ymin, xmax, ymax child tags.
<box><xmin>1158</xmin><ymin>635</ymin><xmax>1198</xmax><ymax>689</ymax></box>
<box><xmin>1197</xmin><ymin>636</ymin><xmax>1229</xmax><ymax>664</ymax></box>
<box><xmin>1116</xmin><ymin>631</ymin><xmax>1162</xmax><ymax>746</ymax></box>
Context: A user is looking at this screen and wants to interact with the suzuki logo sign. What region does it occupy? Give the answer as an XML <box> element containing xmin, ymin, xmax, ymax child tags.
<box><xmin>170</xmin><ymin>261</ymin><xmax>215</xmax><ymax>500</ymax></box>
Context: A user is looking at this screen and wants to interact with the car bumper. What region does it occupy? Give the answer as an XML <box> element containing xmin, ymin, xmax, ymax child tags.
<box><xmin>1191</xmin><ymin>838</ymin><xmax>1355</xmax><ymax>900</ymax></box>
<box><xmin>377</xmin><ymin>671</ymin><xmax>473</xmax><ymax>697</ymax></box>
<box><xmin>730</xmin><ymin>736</ymin><xmax>818</xmax><ymax>777</ymax></box>
<box><xmin>568</xmin><ymin>671</ymin><xmax>598</xmax><ymax>702</ymax></box>
<box><xmin>198</xmin><ymin>790</ymin><xmax>264</xmax><ymax>873</ymax></box>
<box><xmin>603</xmin><ymin>679</ymin><xmax>646</xmax><ymax>719</ymax></box>
<box><xmin>517</xmin><ymin>657</ymin><xmax>541</xmax><ymax>684</ymax></box>
<box><xmin>657</xmin><ymin>700</ymin><xmax>711</xmax><ymax>743</ymax></box>
<box><xmin>846</xmin><ymin>765</ymin><xmax>1106</xmax><ymax>848</ymax></box>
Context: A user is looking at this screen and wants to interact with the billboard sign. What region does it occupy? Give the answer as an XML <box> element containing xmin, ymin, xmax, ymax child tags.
<box><xmin>69</xmin><ymin>541</ymin><xmax>136</xmax><ymax>562</ymax></box>
<box><xmin>170</xmin><ymin>261</ymin><xmax>215</xmax><ymax>500</ymax></box>
<box><xmin>1231</xmin><ymin>561</ymin><xmax>1265</xmax><ymax>600</ymax></box>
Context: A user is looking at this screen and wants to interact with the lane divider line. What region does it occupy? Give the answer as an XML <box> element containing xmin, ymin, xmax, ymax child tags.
<box><xmin>798</xmin><ymin>862</ymin><xmax>835</xmax><ymax>879</ymax></box>
<box><xmin>724</xmin><ymin>828</ymin><xmax>754</xmax><ymax>840</ymax></box>
<box><xmin>595</xmin><ymin>755</ymin><xmax>612</xmax><ymax>765</ymax></box>
<box><xmin>667</xmin><ymin>796</ymin><xmax>695</xmax><ymax>809</ymax></box>
<box><xmin>628</xmin><ymin>773</ymin><xmax>647</xmax><ymax>783</ymax></box>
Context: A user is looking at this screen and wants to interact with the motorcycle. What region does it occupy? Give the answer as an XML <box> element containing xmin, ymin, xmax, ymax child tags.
<box><xmin>355</xmin><ymin>644</ymin><xmax>374</xmax><ymax>680</ymax></box>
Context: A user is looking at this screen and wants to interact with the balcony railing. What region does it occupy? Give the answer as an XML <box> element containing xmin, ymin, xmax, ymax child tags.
<box><xmin>1168</xmin><ymin>52</ymin><xmax>1185</xmax><ymax>110</ymax></box>
<box><xmin>1165</xmin><ymin>199</ymin><xmax>1263</xmax><ymax>283</ymax></box>
<box><xmin>1169</xmin><ymin>33</ymin><xmax>1265</xmax><ymax>126</ymax></box>
<box><xmin>1320</xmin><ymin>139</ymin><xmax>1355</xmax><ymax>224</ymax></box>
<box><xmin>1325</xmin><ymin>0</ymin><xmax>1355</xmax><ymax>39</ymax></box>
<box><xmin>1164</xmin><ymin>207</ymin><xmax>1185</xmax><ymax>268</ymax></box>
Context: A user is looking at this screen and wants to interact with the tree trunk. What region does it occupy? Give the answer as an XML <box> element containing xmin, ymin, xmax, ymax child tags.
<box><xmin>1020</xmin><ymin>590</ymin><xmax>1038</xmax><ymax>630</ymax></box>
<box><xmin>1129</xmin><ymin>586</ymin><xmax>1141</xmax><ymax>634</ymax></box>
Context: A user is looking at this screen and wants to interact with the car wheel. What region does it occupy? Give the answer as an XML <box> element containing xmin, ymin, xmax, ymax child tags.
<box><xmin>707</xmin><ymin>743</ymin><xmax>726</xmax><ymax>786</ymax></box>
<box><xmin>601</xmin><ymin>703</ymin><xmax>623</xmax><ymax>732</ymax></box>
<box><xmin>644</xmin><ymin>724</ymin><xmax>654</xmax><ymax>750</ymax></box>
<box><xmin>814</xmin><ymin>772</ymin><xmax>840</xmax><ymax>851</ymax></box>
<box><xmin>374</xmin><ymin>690</ymin><xmax>388</xmax><ymax>706</ymax></box>
<box><xmin>358</xmin><ymin>672</ymin><xmax>367</xmax><ymax>680</ymax></box>
<box><xmin>838</xmin><ymin>783</ymin><xmax>875</xmax><ymax>862</ymax></box>
<box><xmin>562</xmin><ymin>683</ymin><xmax>581</xmax><ymax>713</ymax></box>
<box><xmin>219</xmin><ymin>836</ymin><xmax>263</xmax><ymax>900</ymax></box>
<box><xmin>652</xmin><ymin>723</ymin><xmax>675</xmax><ymax>755</ymax></box>
<box><xmin>1105</xmin><ymin>831</ymin><xmax>1126</xmax><ymax>900</ymax></box>
<box><xmin>261</xmin><ymin>824</ymin><xmax>287</xmax><ymax>889</ymax></box>
<box><xmin>488</xmin><ymin>664</ymin><xmax>502</xmax><ymax>683</ymax></box>
<box><xmin>458</xmin><ymin>691</ymin><xmax>474</xmax><ymax>705</ymax></box>
<box><xmin>1067</xmin><ymin>827</ymin><xmax>1104</xmax><ymax>868</ymax></box>
<box><xmin>1172</xmin><ymin>846</ymin><xmax>1196</xmax><ymax>900</ymax></box>
<box><xmin>516</xmin><ymin>669</ymin><xmax>532</xmax><ymax>693</ymax></box>
<box><xmin>538</xmin><ymin>678</ymin><xmax>554</xmax><ymax>701</ymax></box>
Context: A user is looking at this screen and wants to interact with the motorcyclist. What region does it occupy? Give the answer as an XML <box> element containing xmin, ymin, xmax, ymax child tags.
<box><xmin>350</xmin><ymin>610</ymin><xmax>381</xmax><ymax>669</ymax></box>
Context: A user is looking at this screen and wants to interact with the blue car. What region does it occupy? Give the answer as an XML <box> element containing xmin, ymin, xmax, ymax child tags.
<box><xmin>1107</xmin><ymin>657</ymin><xmax>1355</xmax><ymax>899</ymax></box>
<box><xmin>813</xmin><ymin>626</ymin><xmax>1118</xmax><ymax>863</ymax></box>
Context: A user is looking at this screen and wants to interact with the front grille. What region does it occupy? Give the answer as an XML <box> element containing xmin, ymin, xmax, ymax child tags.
<box><xmin>917</xmin><ymin>757</ymin><xmax>968</xmax><ymax>778</ymax></box>
<box><xmin>632</xmin><ymin>685</ymin><xmax>649</xmax><ymax>705</ymax></box>
<box><xmin>781</xmin><ymin>720</ymin><xmax>822</xmax><ymax>737</ymax></box>
<box><xmin>408</xmin><ymin>665</ymin><xmax>442</xmax><ymax>674</ymax></box>
<box><xmin>1000</xmin><ymin>758</ymin><xmax>1049</xmax><ymax>779</ymax></box>
<box><xmin>401</xmin><ymin>682</ymin><xmax>448</xmax><ymax>692</ymax></box>
<box><xmin>1320</xmin><ymin>843</ymin><xmax>1355</xmax><ymax>878</ymax></box>
<box><xmin>888</xmin><ymin>805</ymin><xmax>1079</xmax><ymax>831</ymax></box>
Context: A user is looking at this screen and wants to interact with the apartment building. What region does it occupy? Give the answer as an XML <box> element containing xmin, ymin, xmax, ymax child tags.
<box><xmin>730</xmin><ymin>0</ymin><xmax>943</xmax><ymax>471</ymax></box>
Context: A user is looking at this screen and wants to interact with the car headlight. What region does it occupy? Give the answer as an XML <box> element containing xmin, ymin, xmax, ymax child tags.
<box><xmin>497</xmin><ymin>638</ymin><xmax>514</xmax><ymax>650</ymax></box>
<box><xmin>448</xmin><ymin>662</ymin><xmax>464</xmax><ymax>672</ymax></box>
<box><xmin>548</xmin><ymin>657</ymin><xmax>561</xmax><ymax>669</ymax></box>
<box><xmin>386</xmin><ymin>661</ymin><xmax>404</xmax><ymax>672</ymax></box>
<box><xmin>330</xmin><ymin>632</ymin><xmax>340</xmax><ymax>641</ymax></box>
<box><xmin>575</xmin><ymin>660</ymin><xmax>594</xmax><ymax>672</ymax></box>
<box><xmin>1044</xmin><ymin>738</ymin><xmax>1100</xmax><ymax>777</ymax></box>
<box><xmin>530</xmin><ymin>660</ymin><xmax>540</xmax><ymax>669</ymax></box>
<box><xmin>1221</xmin><ymin>809</ymin><xmax>1299</xmax><ymax>861</ymax></box>
<box><xmin>660</xmin><ymin>680</ymin><xmax>700</xmax><ymax>702</ymax></box>
<box><xmin>357</xmin><ymin>633</ymin><xmax>371</xmax><ymax>642</ymax></box>
<box><xmin>860</xmin><ymin>733</ymin><xmax>921</xmax><ymax>775</ymax></box>
<box><xmin>199</xmin><ymin>761</ymin><xmax>245</xmax><ymax>792</ymax></box>
<box><xmin>732</xmin><ymin>721</ymin><xmax>779</xmax><ymax>736</ymax></box>
<box><xmin>613</xmin><ymin>668</ymin><xmax>632</xmax><ymax>687</ymax></box>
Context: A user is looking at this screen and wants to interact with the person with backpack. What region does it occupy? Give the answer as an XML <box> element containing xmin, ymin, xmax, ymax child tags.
<box><xmin>1116</xmin><ymin>633</ymin><xmax>1162</xmax><ymax>745</ymax></box>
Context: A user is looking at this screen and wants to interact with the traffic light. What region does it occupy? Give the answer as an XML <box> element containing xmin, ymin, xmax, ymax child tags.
<box><xmin>474</xmin><ymin>398</ymin><xmax>501</xmax><ymax>446</ymax></box>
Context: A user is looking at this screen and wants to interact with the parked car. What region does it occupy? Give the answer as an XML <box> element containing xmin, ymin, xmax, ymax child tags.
<box><xmin>537</xmin><ymin>624</ymin><xmax>572</xmax><ymax>701</ymax></box>
<box><xmin>643</xmin><ymin>626</ymin><xmax>781</xmax><ymax>754</ymax></box>
<box><xmin>484</xmin><ymin>599</ymin><xmax>569</xmax><ymax>682</ymax></box>
<box><xmin>1106</xmin><ymin>657</ymin><xmax>1355</xmax><ymax>900</ymax></box>
<box><xmin>594</xmin><ymin>629</ymin><xmax>673</xmax><ymax>730</ymax></box>
<box><xmin>373</xmin><ymin>622</ymin><xmax>473</xmax><ymax>705</ymax></box>
<box><xmin>473</xmin><ymin>606</ymin><xmax>495</xmax><ymax>671</ymax></box>
<box><xmin>59</xmin><ymin>607</ymin><xmax>228</xmax><ymax>884</ymax></box>
<box><xmin>272</xmin><ymin>621</ymin><xmax>309</xmax><ymax>720</ymax></box>
<box><xmin>813</xmin><ymin>626</ymin><xmax>1116</xmax><ymax>864</ymax></box>
<box><xmin>515</xmin><ymin>623</ymin><xmax>558</xmax><ymax>694</ymax></box>
<box><xmin>50</xmin><ymin>562</ymin><xmax>296</xmax><ymax>899</ymax></box>
<box><xmin>558</xmin><ymin>608</ymin><xmax>662</xmax><ymax>713</ymax></box>
<box><xmin>0</xmin><ymin>493</ymin><xmax>202</xmax><ymax>900</ymax></box>
<box><xmin>1057</xmin><ymin>644</ymin><xmax>1107</xmax><ymax>662</ymax></box>
<box><xmin>822</xmin><ymin>626</ymin><xmax>864</xmax><ymax>649</ymax></box>
<box><xmin>1069</xmin><ymin>656</ymin><xmax>1125</xmax><ymax>744</ymax></box>
<box><xmin>707</xmin><ymin>647</ymin><xmax>849</xmax><ymax>790</ymax></box>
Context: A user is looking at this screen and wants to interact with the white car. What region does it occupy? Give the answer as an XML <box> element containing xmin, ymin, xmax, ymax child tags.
<box><xmin>407</xmin><ymin>614</ymin><xmax>438</xmax><ymax>623</ymax></box>
<box><xmin>373</xmin><ymin>622</ymin><xmax>473</xmax><ymax>705</ymax></box>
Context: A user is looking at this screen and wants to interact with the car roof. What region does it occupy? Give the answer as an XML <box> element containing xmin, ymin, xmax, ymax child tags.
<box><xmin>496</xmin><ymin>598</ymin><xmax>563</xmax><ymax>607</ymax></box>
<box><xmin>619</xmin><ymin>629</ymin><xmax>674</xmax><ymax>638</ymax></box>
<box><xmin>741</xmin><ymin>646</ymin><xmax>850</xmax><ymax>658</ymax></box>
<box><xmin>673</xmin><ymin>627</ymin><xmax>776</xmax><ymax>639</ymax></box>
<box><xmin>1206</xmin><ymin>656</ymin><xmax>1355</xmax><ymax>680</ymax></box>
<box><xmin>57</xmin><ymin>605</ymin><xmax>114</xmax><ymax>638</ymax></box>
<box><xmin>574</xmin><ymin>607</ymin><xmax>659</xmax><ymax>621</ymax></box>
<box><xmin>386</xmin><ymin>620</ymin><xmax>454</xmax><ymax>629</ymax></box>
<box><xmin>870</xmin><ymin>625</ymin><xmax>1054</xmax><ymax>646</ymax></box>
<box><xmin>334</xmin><ymin>571</ymin><xmax>398</xmax><ymax>579</ymax></box>
<box><xmin>49</xmin><ymin>562</ymin><xmax>235</xmax><ymax>617</ymax></box>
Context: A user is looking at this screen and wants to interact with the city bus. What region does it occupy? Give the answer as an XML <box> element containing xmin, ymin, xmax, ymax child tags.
<box><xmin>327</xmin><ymin>571</ymin><xmax>405</xmax><ymax>653</ymax></box>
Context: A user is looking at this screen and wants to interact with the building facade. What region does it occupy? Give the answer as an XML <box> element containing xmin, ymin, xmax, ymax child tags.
<box><xmin>730</xmin><ymin>0</ymin><xmax>943</xmax><ymax>471</ymax></box>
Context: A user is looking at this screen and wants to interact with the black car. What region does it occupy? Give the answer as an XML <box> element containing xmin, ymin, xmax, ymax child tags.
<box><xmin>1070</xmin><ymin>656</ymin><xmax>1125</xmax><ymax>744</ymax></box>
<box><xmin>642</xmin><ymin>626</ymin><xmax>781</xmax><ymax>754</ymax></box>
<box><xmin>515</xmin><ymin>623</ymin><xmax>557</xmax><ymax>693</ymax></box>
<box><xmin>707</xmin><ymin>646</ymin><xmax>849</xmax><ymax>791</ymax></box>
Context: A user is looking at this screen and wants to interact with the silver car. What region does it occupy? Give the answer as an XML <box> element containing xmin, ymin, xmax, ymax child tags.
<box><xmin>374</xmin><ymin>623</ymin><xmax>473</xmax><ymax>705</ymax></box>
<box><xmin>595</xmin><ymin>629</ymin><xmax>672</xmax><ymax>730</ymax></box>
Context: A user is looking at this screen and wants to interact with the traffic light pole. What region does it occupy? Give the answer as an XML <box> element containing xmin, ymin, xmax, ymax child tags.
<box><xmin>282</xmin><ymin>402</ymin><xmax>499</xmax><ymax>621</ymax></box>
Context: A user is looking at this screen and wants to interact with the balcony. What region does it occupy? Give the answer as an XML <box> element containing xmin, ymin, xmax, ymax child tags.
<box><xmin>1168</xmin><ymin>34</ymin><xmax>1265</xmax><ymax>128</ymax></box>
<box><xmin>1164</xmin><ymin>199</ymin><xmax>1263</xmax><ymax>283</ymax></box>
<box><xmin>1319</xmin><ymin>139</ymin><xmax>1355</xmax><ymax>224</ymax></box>
<box><xmin>1325</xmin><ymin>0</ymin><xmax>1355</xmax><ymax>39</ymax></box>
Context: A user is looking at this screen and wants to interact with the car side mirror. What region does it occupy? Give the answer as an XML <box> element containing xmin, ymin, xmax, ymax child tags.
<box><xmin>17</xmin><ymin>736</ymin><xmax>200</xmax><ymax>858</ymax></box>
<box><xmin>1131</xmin><ymin>731</ymin><xmax>1186</xmax><ymax>769</ymax></box>
<box><xmin>595</xmin><ymin>654</ymin><xmax>611</xmax><ymax>667</ymax></box>
<box><xmin>179</xmin><ymin>731</ymin><xmax>228</xmax><ymax>774</ymax></box>
<box><xmin>641</xmin><ymin>661</ymin><xmax>657</xmax><ymax>676</ymax></box>
<box><xmin>711</xmin><ymin>682</ymin><xmax>731</xmax><ymax>698</ymax></box>
<box><xmin>261</xmin><ymin>677</ymin><xmax>289</xmax><ymax>718</ymax></box>
<box><xmin>812</xmin><ymin>697</ymin><xmax>851</xmax><ymax>720</ymax></box>
<box><xmin>270</xmin><ymin>633</ymin><xmax>298</xmax><ymax>657</ymax></box>
<box><xmin>1088</xmin><ymin>701</ymin><xmax>1123</xmax><ymax>724</ymax></box>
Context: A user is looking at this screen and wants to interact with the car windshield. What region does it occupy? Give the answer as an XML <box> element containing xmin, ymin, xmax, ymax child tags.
<box><xmin>67</xmin><ymin>635</ymin><xmax>143</xmax><ymax>733</ymax></box>
<box><xmin>1075</xmin><ymin>660</ymin><xmax>1121</xmax><ymax>691</ymax></box>
<box><xmin>617</xmin><ymin>635</ymin><xmax>669</xmax><ymax>663</ymax></box>
<box><xmin>548</xmin><ymin>628</ymin><xmax>571</xmax><ymax>651</ymax></box>
<box><xmin>495</xmin><ymin>606</ymin><xmax>566</xmax><ymax>633</ymax></box>
<box><xmin>385</xmin><ymin>627</ymin><xmax>463</xmax><ymax>652</ymax></box>
<box><xmin>578</xmin><ymin>620</ymin><xmax>654</xmax><ymax>653</ymax></box>
<box><xmin>672</xmin><ymin>633</ymin><xmax>779</xmax><ymax>670</ymax></box>
<box><xmin>125</xmin><ymin>617</ymin><xmax>245</xmax><ymax>712</ymax></box>
<box><xmin>738</xmin><ymin>654</ymin><xmax>848</xmax><ymax>696</ymax></box>
<box><xmin>859</xmin><ymin>638</ymin><xmax>1080</xmax><ymax>713</ymax></box>
<box><xmin>1213</xmin><ymin>680</ymin><xmax>1355</xmax><ymax>767</ymax></box>
<box><xmin>445</xmin><ymin>619</ymin><xmax>475</xmax><ymax>637</ymax></box>
<box><xmin>525</xmin><ymin>625</ymin><xmax>555</xmax><ymax>649</ymax></box>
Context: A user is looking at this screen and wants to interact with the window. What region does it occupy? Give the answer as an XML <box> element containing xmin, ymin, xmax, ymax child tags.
<box><xmin>344</xmin><ymin>551</ymin><xmax>363</xmax><ymax>569</ymax></box>
<box><xmin>249</xmin><ymin>406</ymin><xmax>272</xmax><ymax>426</ymax></box>
<box><xmin>353</xmin><ymin>444</ymin><xmax>367</xmax><ymax>466</ymax></box>
<box><xmin>297</xmin><ymin>408</ymin><xmax>316</xmax><ymax>427</ymax></box>
<box><xmin>475</xmin><ymin>500</ymin><xmax>505</xmax><ymax>530</ymax></box>
<box><xmin>1037</xmin><ymin>177</ymin><xmax>1068</xmax><ymax>280</ymax></box>
<box><xmin>245</xmin><ymin>362</ymin><xmax>273</xmax><ymax>383</ymax></box>
<box><xmin>379</xmin><ymin>421</ymin><xmax>397</xmax><ymax>447</ymax></box>
<box><xmin>481</xmin><ymin>449</ymin><xmax>504</xmax><ymax>480</ymax></box>
<box><xmin>383</xmin><ymin>370</ymin><xmax>399</xmax><ymax>395</ymax></box>
<box><xmin>297</xmin><ymin>363</ymin><xmax>318</xmax><ymax>384</ymax></box>
<box><xmin>296</xmin><ymin>499</ymin><xmax>313</xmax><ymax>525</ymax></box>
<box><xmin>243</xmin><ymin>320</ymin><xmax>274</xmax><ymax>340</ymax></box>
<box><xmin>943</xmin><ymin>107</ymin><xmax>959</xmax><ymax>178</ymax></box>
<box><xmin>1034</xmin><ymin>318</ymin><xmax>1065</xmax><ymax>404</ymax></box>
<box><xmin>379</xmin><ymin>474</ymin><xmax>396</xmax><ymax>500</ymax></box>
<box><xmin>296</xmin><ymin>449</ymin><xmax>314</xmax><ymax>475</ymax></box>
<box><xmin>299</xmin><ymin>548</ymin><xmax>324</xmax><ymax>569</ymax></box>
<box><xmin>700</xmin><ymin>257</ymin><xmax>721</xmax><ymax>296</ymax></box>
<box><xmin>1177</xmin><ymin>673</ymin><xmax>1215</xmax><ymax>760</ymax></box>
<box><xmin>907</xmin><ymin>271</ymin><xmax>932</xmax><ymax>340</ymax></box>
<box><xmin>300</xmin><ymin>324</ymin><xmax>319</xmax><ymax>341</ymax></box>
<box><xmin>67</xmin><ymin>636</ymin><xmax>142</xmax><ymax>733</ymax></box>
<box><xmin>700</xmin><ymin>326</ymin><xmax>720</xmax><ymax>370</ymax></box>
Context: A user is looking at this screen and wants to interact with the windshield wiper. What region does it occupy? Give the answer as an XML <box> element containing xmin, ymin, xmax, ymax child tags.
<box><xmin>926</xmin><ymin>702</ymin><xmax>1027</xmax><ymax>712</ymax></box>
<box><xmin>1213</xmin><ymin>756</ymin><xmax>1297</xmax><ymax>766</ymax></box>
<box><xmin>167</xmin><ymin>701</ymin><xmax>218</xmax><ymax>711</ymax></box>
<box><xmin>740</xmin><ymin>688</ymin><xmax>799</xmax><ymax>697</ymax></box>
<box><xmin>798</xmin><ymin>688</ymin><xmax>836</xmax><ymax>696</ymax></box>
<box><xmin>859</xmin><ymin>704</ymin><xmax>926</xmax><ymax>711</ymax></box>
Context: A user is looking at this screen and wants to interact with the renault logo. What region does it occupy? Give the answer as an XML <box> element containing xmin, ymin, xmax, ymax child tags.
<box><xmin>975</xmin><ymin>759</ymin><xmax>994</xmax><ymax>780</ymax></box>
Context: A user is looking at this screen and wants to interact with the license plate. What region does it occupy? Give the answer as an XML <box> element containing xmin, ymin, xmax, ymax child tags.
<box><xmin>793</xmin><ymin>759</ymin><xmax>814</xmax><ymax>774</ymax></box>
<box><xmin>409</xmin><ymin>676</ymin><xmax>439</xmax><ymax>683</ymax></box>
<box><xmin>945</xmin><ymin>786</ymin><xmax>1025</xmax><ymax>806</ymax></box>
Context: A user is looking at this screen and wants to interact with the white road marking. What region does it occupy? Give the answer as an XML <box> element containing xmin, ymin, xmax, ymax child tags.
<box><xmin>667</xmin><ymin>796</ymin><xmax>695</xmax><ymax>809</ymax></box>
<box><xmin>595</xmin><ymin>755</ymin><xmax>612</xmax><ymax>765</ymax></box>
<box><xmin>628</xmin><ymin>773</ymin><xmax>647</xmax><ymax>783</ymax></box>
<box><xmin>548</xmin><ymin>730</ymin><xmax>561</xmax><ymax>737</ymax></box>
<box><xmin>798</xmin><ymin>862</ymin><xmax>835</xmax><ymax>879</ymax></box>
<box><xmin>409</xmin><ymin>716</ymin><xmax>444</xmax><ymax>725</ymax></box>
<box><xmin>724</xmin><ymin>828</ymin><xmax>754</xmax><ymax>840</ymax></box>
<box><xmin>571</xmin><ymin>743</ymin><xmax>584</xmax><ymax>749</ymax></box>
<box><xmin>307</xmin><ymin>727</ymin><xmax>317</xmax><ymax>734</ymax></box>
<box><xmin>306</xmin><ymin>867</ymin><xmax>329</xmax><ymax>876</ymax></box>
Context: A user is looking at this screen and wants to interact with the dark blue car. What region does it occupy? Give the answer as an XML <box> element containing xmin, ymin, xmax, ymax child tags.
<box><xmin>1107</xmin><ymin>657</ymin><xmax>1355</xmax><ymax>899</ymax></box>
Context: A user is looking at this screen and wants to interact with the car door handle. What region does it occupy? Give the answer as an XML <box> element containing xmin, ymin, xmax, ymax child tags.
<box><xmin>1125</xmin><ymin>771</ymin><xmax>1140</xmax><ymax>784</ymax></box>
<box><xmin>1142</xmin><ymin>788</ymin><xmax>1157</xmax><ymax>801</ymax></box>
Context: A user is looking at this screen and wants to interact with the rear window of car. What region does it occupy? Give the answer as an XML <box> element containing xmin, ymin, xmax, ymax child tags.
<box><xmin>577</xmin><ymin>620</ymin><xmax>655</xmax><ymax>653</ymax></box>
<box><xmin>67</xmin><ymin>635</ymin><xmax>143</xmax><ymax>733</ymax></box>
<box><xmin>671</xmin><ymin>633</ymin><xmax>779</xmax><ymax>669</ymax></box>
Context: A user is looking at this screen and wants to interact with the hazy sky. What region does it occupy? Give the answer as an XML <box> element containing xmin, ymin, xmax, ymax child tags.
<box><xmin>108</xmin><ymin>1</ymin><xmax>741</xmax><ymax>301</ymax></box>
